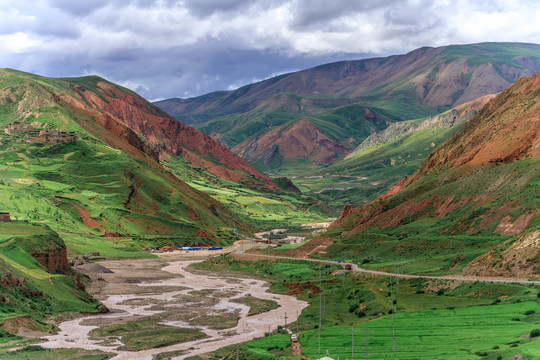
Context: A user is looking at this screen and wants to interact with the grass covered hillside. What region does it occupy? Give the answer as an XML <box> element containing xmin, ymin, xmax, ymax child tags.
<box><xmin>0</xmin><ymin>222</ymin><xmax>100</xmax><ymax>339</ymax></box>
<box><xmin>313</xmin><ymin>70</ymin><xmax>540</xmax><ymax>277</ymax></box>
<box><xmin>294</xmin><ymin>95</ymin><xmax>495</xmax><ymax>210</ymax></box>
<box><xmin>0</xmin><ymin>69</ymin><xmax>248</xmax><ymax>246</ymax></box>
<box><xmin>156</xmin><ymin>42</ymin><xmax>540</xmax><ymax>173</ymax></box>
<box><xmin>0</xmin><ymin>69</ymin><xmax>330</xmax><ymax>253</ymax></box>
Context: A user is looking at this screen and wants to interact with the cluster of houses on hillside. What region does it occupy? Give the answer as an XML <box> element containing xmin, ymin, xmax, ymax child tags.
<box><xmin>2</xmin><ymin>122</ymin><xmax>77</xmax><ymax>144</ymax></box>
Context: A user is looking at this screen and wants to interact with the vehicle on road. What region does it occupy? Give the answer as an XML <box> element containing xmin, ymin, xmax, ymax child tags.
<box><xmin>291</xmin><ymin>334</ymin><xmax>298</xmax><ymax>343</ymax></box>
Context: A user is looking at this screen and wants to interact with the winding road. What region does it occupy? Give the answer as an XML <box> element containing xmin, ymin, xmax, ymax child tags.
<box><xmin>235</xmin><ymin>252</ymin><xmax>540</xmax><ymax>285</ymax></box>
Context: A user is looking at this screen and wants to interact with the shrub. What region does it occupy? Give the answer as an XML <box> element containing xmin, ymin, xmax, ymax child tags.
<box><xmin>524</xmin><ymin>310</ymin><xmax>536</xmax><ymax>315</ymax></box>
<box><xmin>17</xmin><ymin>345</ymin><xmax>46</xmax><ymax>352</ymax></box>
<box><xmin>530</xmin><ymin>328</ymin><xmax>540</xmax><ymax>338</ymax></box>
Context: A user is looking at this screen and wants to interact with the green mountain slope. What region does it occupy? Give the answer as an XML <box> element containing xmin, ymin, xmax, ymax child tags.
<box><xmin>0</xmin><ymin>69</ymin><xmax>328</xmax><ymax>249</ymax></box>
<box><xmin>0</xmin><ymin>69</ymin><xmax>248</xmax><ymax>244</ymax></box>
<box><xmin>294</xmin><ymin>95</ymin><xmax>495</xmax><ymax>209</ymax></box>
<box><xmin>310</xmin><ymin>70</ymin><xmax>540</xmax><ymax>276</ymax></box>
<box><xmin>0</xmin><ymin>222</ymin><xmax>100</xmax><ymax>335</ymax></box>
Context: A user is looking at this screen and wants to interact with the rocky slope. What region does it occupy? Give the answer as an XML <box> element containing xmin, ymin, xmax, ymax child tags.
<box><xmin>325</xmin><ymin>70</ymin><xmax>540</xmax><ymax>276</ymax></box>
<box><xmin>56</xmin><ymin>76</ymin><xmax>275</xmax><ymax>189</ymax></box>
<box><xmin>0</xmin><ymin>222</ymin><xmax>99</xmax><ymax>332</ymax></box>
<box><xmin>349</xmin><ymin>94</ymin><xmax>495</xmax><ymax>156</ymax></box>
<box><xmin>232</xmin><ymin>118</ymin><xmax>352</xmax><ymax>169</ymax></box>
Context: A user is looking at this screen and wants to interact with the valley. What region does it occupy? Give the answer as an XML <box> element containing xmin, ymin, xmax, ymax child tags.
<box><xmin>1</xmin><ymin>41</ymin><xmax>540</xmax><ymax>360</ymax></box>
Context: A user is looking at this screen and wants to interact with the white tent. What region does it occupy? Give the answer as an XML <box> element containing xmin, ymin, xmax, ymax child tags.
<box><xmin>318</xmin><ymin>357</ymin><xmax>335</xmax><ymax>360</ymax></box>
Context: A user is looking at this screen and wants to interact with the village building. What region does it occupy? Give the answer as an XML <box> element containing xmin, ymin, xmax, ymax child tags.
<box><xmin>3</xmin><ymin>122</ymin><xmax>35</xmax><ymax>134</ymax></box>
<box><xmin>25</xmin><ymin>130</ymin><xmax>77</xmax><ymax>144</ymax></box>
<box><xmin>0</xmin><ymin>212</ymin><xmax>11</xmax><ymax>221</ymax></box>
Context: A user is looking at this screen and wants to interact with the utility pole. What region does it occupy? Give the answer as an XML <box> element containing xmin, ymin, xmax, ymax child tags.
<box><xmin>391</xmin><ymin>278</ymin><xmax>396</xmax><ymax>360</ymax></box>
<box><xmin>284</xmin><ymin>311</ymin><xmax>287</xmax><ymax>327</ymax></box>
<box><xmin>352</xmin><ymin>325</ymin><xmax>354</xmax><ymax>360</ymax></box>
<box><xmin>365</xmin><ymin>326</ymin><xmax>368</xmax><ymax>360</ymax></box>
<box><xmin>268</xmin><ymin>324</ymin><xmax>271</xmax><ymax>348</ymax></box>
<box><xmin>319</xmin><ymin>263</ymin><xmax>321</xmax><ymax>360</ymax></box>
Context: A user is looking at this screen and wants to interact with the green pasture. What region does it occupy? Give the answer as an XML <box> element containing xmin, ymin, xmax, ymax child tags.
<box><xmin>0</xmin><ymin>223</ymin><xmax>99</xmax><ymax>325</ymax></box>
<box><xmin>162</xmin><ymin>154</ymin><xmax>333</xmax><ymax>229</ymax></box>
<box><xmin>62</xmin><ymin>234</ymin><xmax>154</xmax><ymax>258</ymax></box>
<box><xmin>194</xmin><ymin>255</ymin><xmax>540</xmax><ymax>359</ymax></box>
<box><xmin>0</xmin><ymin>346</ymin><xmax>111</xmax><ymax>360</ymax></box>
<box><xmin>300</xmin><ymin>302</ymin><xmax>540</xmax><ymax>360</ymax></box>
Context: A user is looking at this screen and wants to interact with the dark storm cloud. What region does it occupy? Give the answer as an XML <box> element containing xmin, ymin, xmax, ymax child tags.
<box><xmin>0</xmin><ymin>0</ymin><xmax>539</xmax><ymax>100</ymax></box>
<box><xmin>47</xmin><ymin>0</ymin><xmax>112</xmax><ymax>16</ymax></box>
<box><xmin>289</xmin><ymin>0</ymin><xmax>395</xmax><ymax>29</ymax></box>
<box><xmin>182</xmin><ymin>0</ymin><xmax>264</xmax><ymax>17</ymax></box>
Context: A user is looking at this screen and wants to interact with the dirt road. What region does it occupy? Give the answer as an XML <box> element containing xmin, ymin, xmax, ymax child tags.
<box><xmin>237</xmin><ymin>252</ymin><xmax>540</xmax><ymax>285</ymax></box>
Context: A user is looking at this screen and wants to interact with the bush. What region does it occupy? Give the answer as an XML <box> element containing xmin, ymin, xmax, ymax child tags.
<box><xmin>524</xmin><ymin>310</ymin><xmax>536</xmax><ymax>315</ymax></box>
<box><xmin>17</xmin><ymin>345</ymin><xmax>46</xmax><ymax>352</ymax></box>
<box><xmin>356</xmin><ymin>310</ymin><xmax>366</xmax><ymax>318</ymax></box>
<box><xmin>530</xmin><ymin>328</ymin><xmax>540</xmax><ymax>338</ymax></box>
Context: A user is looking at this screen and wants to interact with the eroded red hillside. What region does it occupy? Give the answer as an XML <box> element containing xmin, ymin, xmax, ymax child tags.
<box><xmin>233</xmin><ymin>118</ymin><xmax>351</xmax><ymax>166</ymax></box>
<box><xmin>331</xmin><ymin>70</ymin><xmax>540</xmax><ymax>238</ymax></box>
<box><xmin>61</xmin><ymin>81</ymin><xmax>275</xmax><ymax>190</ymax></box>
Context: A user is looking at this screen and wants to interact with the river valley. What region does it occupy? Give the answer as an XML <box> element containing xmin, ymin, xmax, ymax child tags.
<box><xmin>39</xmin><ymin>244</ymin><xmax>308</xmax><ymax>359</ymax></box>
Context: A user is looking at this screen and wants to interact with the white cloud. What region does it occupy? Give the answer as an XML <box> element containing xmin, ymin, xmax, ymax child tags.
<box><xmin>0</xmin><ymin>0</ymin><xmax>538</xmax><ymax>99</ymax></box>
<box><xmin>0</xmin><ymin>32</ymin><xmax>42</xmax><ymax>53</ymax></box>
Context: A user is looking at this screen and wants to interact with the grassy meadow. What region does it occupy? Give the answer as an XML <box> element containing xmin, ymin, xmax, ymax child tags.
<box><xmin>191</xmin><ymin>254</ymin><xmax>540</xmax><ymax>359</ymax></box>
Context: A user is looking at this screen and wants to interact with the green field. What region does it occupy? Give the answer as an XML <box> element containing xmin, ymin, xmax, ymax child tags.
<box><xmin>0</xmin><ymin>346</ymin><xmax>111</xmax><ymax>360</ymax></box>
<box><xmin>300</xmin><ymin>302</ymin><xmax>540</xmax><ymax>360</ymax></box>
<box><xmin>193</xmin><ymin>255</ymin><xmax>540</xmax><ymax>360</ymax></box>
<box><xmin>162</xmin><ymin>154</ymin><xmax>334</xmax><ymax>228</ymax></box>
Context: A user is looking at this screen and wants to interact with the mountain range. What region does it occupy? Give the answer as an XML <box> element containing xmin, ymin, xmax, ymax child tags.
<box><xmin>156</xmin><ymin>42</ymin><xmax>540</xmax><ymax>174</ymax></box>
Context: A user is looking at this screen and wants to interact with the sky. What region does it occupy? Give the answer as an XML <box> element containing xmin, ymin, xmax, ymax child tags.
<box><xmin>1</xmin><ymin>0</ymin><xmax>539</xmax><ymax>101</ymax></box>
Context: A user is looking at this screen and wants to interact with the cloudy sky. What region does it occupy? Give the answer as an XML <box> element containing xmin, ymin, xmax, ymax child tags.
<box><xmin>1</xmin><ymin>0</ymin><xmax>539</xmax><ymax>101</ymax></box>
